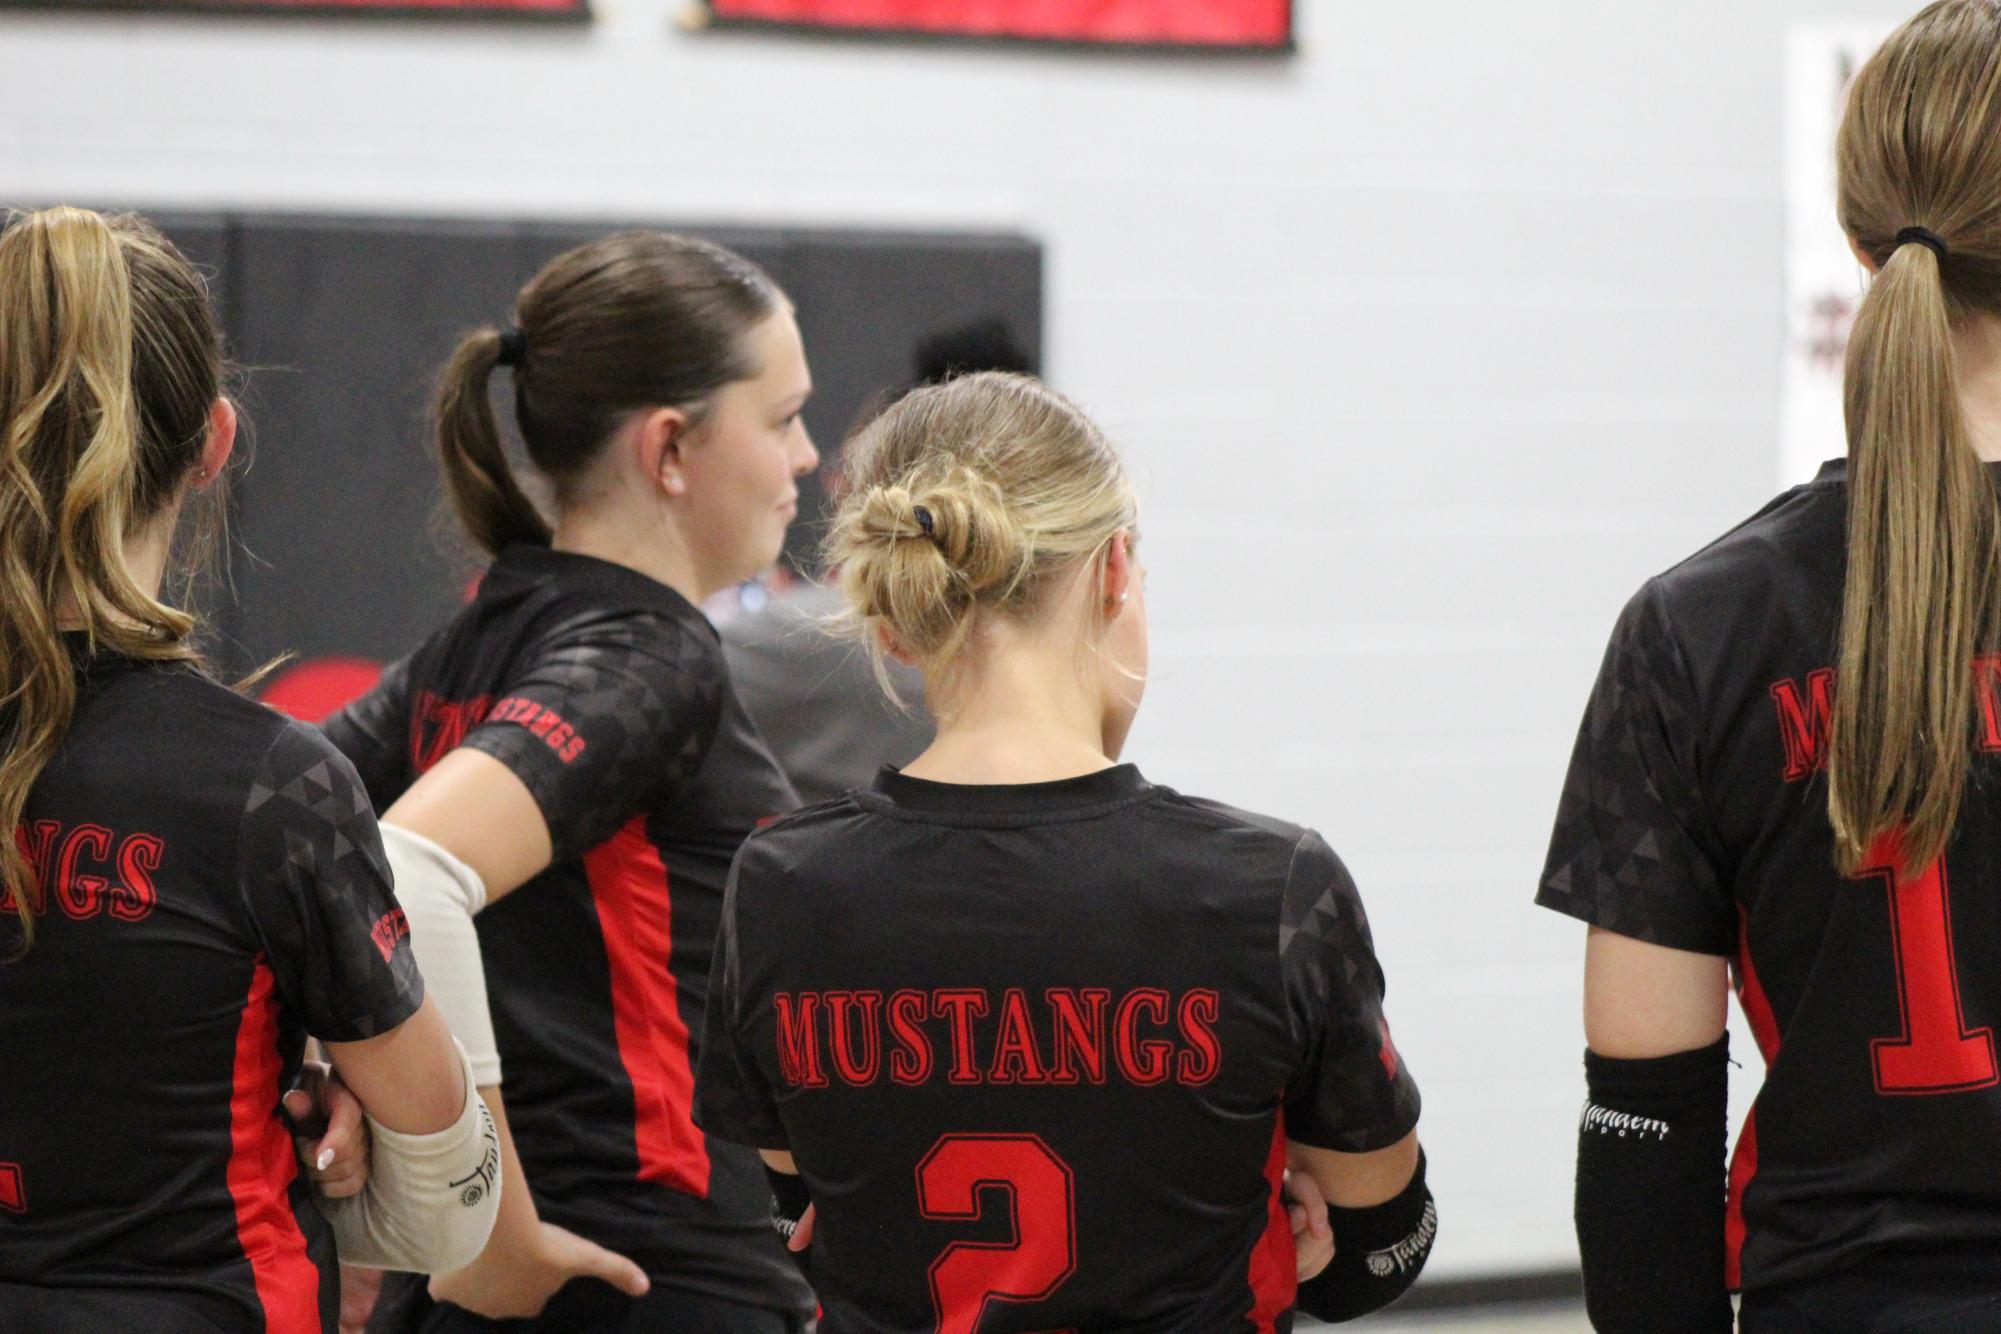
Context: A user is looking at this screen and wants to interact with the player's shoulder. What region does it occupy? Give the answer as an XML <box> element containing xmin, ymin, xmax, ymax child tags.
<box><xmin>1646</xmin><ymin>466</ymin><xmax>1845</xmax><ymax>623</ymax></box>
<box><xmin>733</xmin><ymin>793</ymin><xmax>875</xmax><ymax>879</ymax></box>
<box><xmin>473</xmin><ymin>544</ymin><xmax>719</xmax><ymax>660</ymax></box>
<box><xmin>1146</xmin><ymin>788</ymin><xmax>1349</xmax><ymax>888</ymax></box>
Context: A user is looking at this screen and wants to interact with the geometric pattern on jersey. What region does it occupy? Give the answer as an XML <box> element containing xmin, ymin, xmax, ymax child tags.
<box><xmin>1539</xmin><ymin>580</ymin><xmax>1733</xmax><ymax>956</ymax></box>
<box><xmin>320</xmin><ymin>544</ymin><xmax>811</xmax><ymax>1318</ymax></box>
<box><xmin>697</xmin><ymin>764</ymin><xmax>1420</xmax><ymax>1332</ymax></box>
<box><xmin>1538</xmin><ymin>459</ymin><xmax>2001</xmax><ymax>1293</ymax></box>
<box><xmin>247</xmin><ymin>727</ymin><xmax>418</xmax><ymax>1040</ymax></box>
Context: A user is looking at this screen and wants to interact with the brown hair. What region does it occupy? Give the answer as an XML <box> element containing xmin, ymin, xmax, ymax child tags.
<box><xmin>826</xmin><ymin>372</ymin><xmax>1136</xmax><ymax>688</ymax></box>
<box><xmin>435</xmin><ymin>231</ymin><xmax>783</xmax><ymax>557</ymax></box>
<box><xmin>0</xmin><ymin>207</ymin><xmax>227</xmax><ymax>952</ymax></box>
<box><xmin>1831</xmin><ymin>0</ymin><xmax>2001</xmax><ymax>877</ymax></box>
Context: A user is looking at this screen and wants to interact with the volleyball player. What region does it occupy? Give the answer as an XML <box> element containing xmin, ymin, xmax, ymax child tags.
<box><xmin>1539</xmin><ymin>4</ymin><xmax>2001</xmax><ymax>1328</ymax></box>
<box><xmin>0</xmin><ymin>207</ymin><xmax>498</xmax><ymax>1333</ymax></box>
<box><xmin>693</xmin><ymin>372</ymin><xmax>1435</xmax><ymax>1330</ymax></box>
<box><xmin>322</xmin><ymin>231</ymin><xmax>819</xmax><ymax>1332</ymax></box>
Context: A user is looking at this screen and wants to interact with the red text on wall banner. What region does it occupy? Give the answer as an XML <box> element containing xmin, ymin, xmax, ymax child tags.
<box><xmin>703</xmin><ymin>0</ymin><xmax>1293</xmax><ymax>50</ymax></box>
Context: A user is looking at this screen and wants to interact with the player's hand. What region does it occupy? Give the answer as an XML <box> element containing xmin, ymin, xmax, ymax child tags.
<box><xmin>428</xmin><ymin>1219</ymin><xmax>650</xmax><ymax>1319</ymax></box>
<box><xmin>788</xmin><ymin>1202</ymin><xmax>816</xmax><ymax>1253</ymax></box>
<box><xmin>283</xmin><ymin>1061</ymin><xmax>370</xmax><ymax>1200</ymax></box>
<box><xmin>1284</xmin><ymin>1169</ymin><xmax>1335</xmax><ymax>1280</ymax></box>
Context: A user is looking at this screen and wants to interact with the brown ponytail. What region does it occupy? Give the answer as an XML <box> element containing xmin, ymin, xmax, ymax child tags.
<box><xmin>1830</xmin><ymin>0</ymin><xmax>2001</xmax><ymax>877</ymax></box>
<box><xmin>435</xmin><ymin>328</ymin><xmax>551</xmax><ymax>558</ymax></box>
<box><xmin>434</xmin><ymin>232</ymin><xmax>782</xmax><ymax>560</ymax></box>
<box><xmin>0</xmin><ymin>207</ymin><xmax>224</xmax><ymax>953</ymax></box>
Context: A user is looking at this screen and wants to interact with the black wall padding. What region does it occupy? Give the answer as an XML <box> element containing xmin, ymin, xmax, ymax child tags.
<box><xmin>131</xmin><ymin>211</ymin><xmax>1039</xmax><ymax>675</ymax></box>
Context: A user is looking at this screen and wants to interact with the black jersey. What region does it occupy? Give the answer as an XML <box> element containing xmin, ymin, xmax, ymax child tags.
<box><xmin>1540</xmin><ymin>459</ymin><xmax>2001</xmax><ymax>1292</ymax></box>
<box><xmin>321</xmin><ymin>544</ymin><xmax>811</xmax><ymax>1317</ymax></box>
<box><xmin>0</xmin><ymin>646</ymin><xmax>423</xmax><ymax>1333</ymax></box>
<box><xmin>695</xmin><ymin>765</ymin><xmax>1421</xmax><ymax>1333</ymax></box>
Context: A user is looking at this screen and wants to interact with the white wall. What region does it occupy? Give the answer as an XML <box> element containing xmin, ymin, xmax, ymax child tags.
<box><xmin>0</xmin><ymin>0</ymin><xmax>1924</xmax><ymax>1278</ymax></box>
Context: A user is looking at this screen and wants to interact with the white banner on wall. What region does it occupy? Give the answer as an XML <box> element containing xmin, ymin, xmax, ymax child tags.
<box><xmin>1782</xmin><ymin>23</ymin><xmax>1892</xmax><ymax>487</ymax></box>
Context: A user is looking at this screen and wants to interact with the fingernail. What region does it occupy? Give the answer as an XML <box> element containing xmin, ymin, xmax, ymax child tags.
<box><xmin>316</xmin><ymin>1148</ymin><xmax>335</xmax><ymax>1171</ymax></box>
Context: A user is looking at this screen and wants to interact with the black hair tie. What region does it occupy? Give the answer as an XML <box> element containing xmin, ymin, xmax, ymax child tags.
<box><xmin>912</xmin><ymin>505</ymin><xmax>936</xmax><ymax>539</ymax></box>
<box><xmin>1895</xmin><ymin>226</ymin><xmax>1950</xmax><ymax>261</ymax></box>
<box><xmin>496</xmin><ymin>327</ymin><xmax>527</xmax><ymax>367</ymax></box>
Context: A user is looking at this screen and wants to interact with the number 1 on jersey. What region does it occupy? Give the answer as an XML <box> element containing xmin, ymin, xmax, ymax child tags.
<box><xmin>1858</xmin><ymin>843</ymin><xmax>1997</xmax><ymax>1095</ymax></box>
<box><xmin>917</xmin><ymin>1134</ymin><xmax>1077</xmax><ymax>1334</ymax></box>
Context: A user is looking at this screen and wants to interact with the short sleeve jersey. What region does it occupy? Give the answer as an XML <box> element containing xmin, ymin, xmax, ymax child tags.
<box><xmin>695</xmin><ymin>765</ymin><xmax>1420</xmax><ymax>1333</ymax></box>
<box><xmin>320</xmin><ymin>544</ymin><xmax>810</xmax><ymax>1316</ymax></box>
<box><xmin>1540</xmin><ymin>459</ymin><xmax>2001</xmax><ymax>1291</ymax></box>
<box><xmin>0</xmin><ymin>645</ymin><xmax>423</xmax><ymax>1333</ymax></box>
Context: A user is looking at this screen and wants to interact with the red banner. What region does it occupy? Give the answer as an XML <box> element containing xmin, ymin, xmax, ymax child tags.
<box><xmin>705</xmin><ymin>0</ymin><xmax>1291</xmax><ymax>49</ymax></box>
<box><xmin>1</xmin><ymin>0</ymin><xmax>585</xmax><ymax>18</ymax></box>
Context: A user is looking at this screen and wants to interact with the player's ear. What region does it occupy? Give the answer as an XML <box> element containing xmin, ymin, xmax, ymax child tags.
<box><xmin>1100</xmin><ymin>529</ymin><xmax>1134</xmax><ymax>614</ymax></box>
<box><xmin>875</xmin><ymin>622</ymin><xmax>917</xmax><ymax>668</ymax></box>
<box><xmin>633</xmin><ymin>407</ymin><xmax>692</xmax><ymax>498</ymax></box>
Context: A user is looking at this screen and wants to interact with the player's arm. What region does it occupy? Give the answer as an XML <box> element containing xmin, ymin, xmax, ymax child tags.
<box><xmin>1279</xmin><ymin>831</ymin><xmax>1433</xmax><ymax>1320</ymax></box>
<box><xmin>1287</xmin><ymin>1130</ymin><xmax>1431</xmax><ymax>1320</ymax></box>
<box><xmin>378</xmin><ymin>755</ymin><xmax>645</xmax><ymax>1318</ymax></box>
<box><xmin>1539</xmin><ymin>582</ymin><xmax>1736</xmax><ymax>1333</ymax></box>
<box><xmin>241</xmin><ymin>723</ymin><xmax>501</xmax><ymax>1275</ymax></box>
<box><xmin>386</xmin><ymin>620</ymin><xmax>708</xmax><ymax>1316</ymax></box>
<box><xmin>1573</xmin><ymin>928</ymin><xmax>1731</xmax><ymax>1333</ymax></box>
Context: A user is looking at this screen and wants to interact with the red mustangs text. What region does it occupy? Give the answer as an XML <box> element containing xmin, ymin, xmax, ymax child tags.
<box><xmin>771</xmin><ymin>986</ymin><xmax>1224</xmax><ymax>1091</ymax></box>
<box><xmin>370</xmin><ymin>908</ymin><xmax>412</xmax><ymax>962</ymax></box>
<box><xmin>1772</xmin><ymin>655</ymin><xmax>2001</xmax><ymax>782</ymax></box>
<box><xmin>412</xmin><ymin>692</ymin><xmax>586</xmax><ymax>774</ymax></box>
<box><xmin>3</xmin><ymin>819</ymin><xmax>163</xmax><ymax>923</ymax></box>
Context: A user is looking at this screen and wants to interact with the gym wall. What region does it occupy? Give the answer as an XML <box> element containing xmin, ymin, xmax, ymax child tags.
<box><xmin>0</xmin><ymin>0</ymin><xmax>1924</xmax><ymax>1281</ymax></box>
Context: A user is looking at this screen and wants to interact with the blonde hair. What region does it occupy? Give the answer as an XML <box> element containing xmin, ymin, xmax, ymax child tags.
<box><xmin>0</xmin><ymin>207</ymin><xmax>225</xmax><ymax>953</ymax></box>
<box><xmin>1829</xmin><ymin>0</ymin><xmax>2001</xmax><ymax>877</ymax></box>
<box><xmin>826</xmin><ymin>372</ymin><xmax>1136</xmax><ymax>689</ymax></box>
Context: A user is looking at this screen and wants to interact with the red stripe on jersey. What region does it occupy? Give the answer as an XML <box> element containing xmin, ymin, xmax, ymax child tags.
<box><xmin>585</xmin><ymin>817</ymin><xmax>711</xmax><ymax>1199</ymax></box>
<box><xmin>1726</xmin><ymin>906</ymin><xmax>1780</xmax><ymax>1289</ymax></box>
<box><xmin>1246</xmin><ymin>1113</ymin><xmax>1296</xmax><ymax>1332</ymax></box>
<box><xmin>226</xmin><ymin>959</ymin><xmax>320</xmax><ymax>1333</ymax></box>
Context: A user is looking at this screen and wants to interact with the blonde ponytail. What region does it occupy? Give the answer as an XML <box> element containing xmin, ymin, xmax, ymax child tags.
<box><xmin>0</xmin><ymin>207</ymin><xmax>223</xmax><ymax>954</ymax></box>
<box><xmin>1829</xmin><ymin>0</ymin><xmax>2001</xmax><ymax>877</ymax></box>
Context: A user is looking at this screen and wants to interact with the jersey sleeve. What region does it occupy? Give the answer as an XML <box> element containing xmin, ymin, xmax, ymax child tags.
<box><xmin>1536</xmin><ymin>578</ymin><xmax>1734</xmax><ymax>955</ymax></box>
<box><xmin>1281</xmin><ymin>831</ymin><xmax>1422</xmax><ymax>1153</ymax></box>
<box><xmin>455</xmin><ymin>612</ymin><xmax>723</xmax><ymax>864</ymax></box>
<box><xmin>319</xmin><ymin>654</ymin><xmax>415</xmax><ymax>815</ymax></box>
<box><xmin>238</xmin><ymin>720</ymin><xmax>425</xmax><ymax>1043</ymax></box>
<box><xmin>692</xmin><ymin>847</ymin><xmax>790</xmax><ymax>1151</ymax></box>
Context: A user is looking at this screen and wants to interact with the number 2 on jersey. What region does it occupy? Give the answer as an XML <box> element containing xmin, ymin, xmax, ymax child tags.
<box><xmin>1857</xmin><ymin>844</ymin><xmax>1997</xmax><ymax>1095</ymax></box>
<box><xmin>917</xmin><ymin>1134</ymin><xmax>1077</xmax><ymax>1334</ymax></box>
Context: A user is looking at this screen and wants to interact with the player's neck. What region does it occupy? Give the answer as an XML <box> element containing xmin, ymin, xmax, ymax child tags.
<box><xmin>1957</xmin><ymin>313</ymin><xmax>2001</xmax><ymax>463</ymax></box>
<box><xmin>52</xmin><ymin>508</ymin><xmax>178</xmax><ymax>630</ymax></box>
<box><xmin>549</xmin><ymin>505</ymin><xmax>707</xmax><ymax>605</ymax></box>
<box><xmin>905</xmin><ymin>643</ymin><xmax>1115</xmax><ymax>786</ymax></box>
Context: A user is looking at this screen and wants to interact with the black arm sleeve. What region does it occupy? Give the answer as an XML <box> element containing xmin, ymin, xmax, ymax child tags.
<box><xmin>1294</xmin><ymin>1150</ymin><xmax>1437</xmax><ymax>1322</ymax></box>
<box><xmin>1575</xmin><ymin>1036</ymin><xmax>1732</xmax><ymax>1333</ymax></box>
